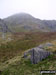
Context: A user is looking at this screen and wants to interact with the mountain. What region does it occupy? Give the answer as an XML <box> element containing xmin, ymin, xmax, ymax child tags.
<box><xmin>2</xmin><ymin>13</ymin><xmax>56</xmax><ymax>32</ymax></box>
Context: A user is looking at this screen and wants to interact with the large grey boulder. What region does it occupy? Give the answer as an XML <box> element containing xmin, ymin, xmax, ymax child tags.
<box><xmin>30</xmin><ymin>47</ymin><xmax>51</xmax><ymax>64</ymax></box>
<box><xmin>23</xmin><ymin>46</ymin><xmax>51</xmax><ymax>64</ymax></box>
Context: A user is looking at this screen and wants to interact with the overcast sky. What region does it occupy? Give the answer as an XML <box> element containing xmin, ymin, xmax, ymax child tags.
<box><xmin>0</xmin><ymin>0</ymin><xmax>56</xmax><ymax>20</ymax></box>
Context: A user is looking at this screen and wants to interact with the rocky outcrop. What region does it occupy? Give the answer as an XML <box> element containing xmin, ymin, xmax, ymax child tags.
<box><xmin>23</xmin><ymin>43</ymin><xmax>52</xmax><ymax>64</ymax></box>
<box><xmin>0</xmin><ymin>19</ymin><xmax>11</xmax><ymax>33</ymax></box>
<box><xmin>30</xmin><ymin>48</ymin><xmax>51</xmax><ymax>64</ymax></box>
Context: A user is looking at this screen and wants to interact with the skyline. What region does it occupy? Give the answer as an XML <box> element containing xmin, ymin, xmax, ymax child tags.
<box><xmin>0</xmin><ymin>0</ymin><xmax>56</xmax><ymax>20</ymax></box>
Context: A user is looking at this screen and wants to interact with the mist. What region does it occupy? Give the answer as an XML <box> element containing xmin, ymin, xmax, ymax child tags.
<box><xmin>0</xmin><ymin>0</ymin><xmax>56</xmax><ymax>20</ymax></box>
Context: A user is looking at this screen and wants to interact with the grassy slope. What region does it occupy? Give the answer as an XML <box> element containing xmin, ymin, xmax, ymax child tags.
<box><xmin>0</xmin><ymin>32</ymin><xmax>56</xmax><ymax>75</ymax></box>
<box><xmin>1</xmin><ymin>54</ymin><xmax>56</xmax><ymax>75</ymax></box>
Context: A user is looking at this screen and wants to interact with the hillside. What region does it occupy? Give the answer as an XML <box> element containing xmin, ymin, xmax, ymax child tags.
<box><xmin>1</xmin><ymin>53</ymin><xmax>56</xmax><ymax>75</ymax></box>
<box><xmin>3</xmin><ymin>13</ymin><xmax>56</xmax><ymax>32</ymax></box>
<box><xmin>0</xmin><ymin>32</ymin><xmax>56</xmax><ymax>63</ymax></box>
<box><xmin>0</xmin><ymin>32</ymin><xmax>56</xmax><ymax>75</ymax></box>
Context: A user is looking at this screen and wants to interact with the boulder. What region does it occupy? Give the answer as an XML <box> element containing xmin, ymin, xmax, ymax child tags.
<box><xmin>23</xmin><ymin>47</ymin><xmax>51</xmax><ymax>64</ymax></box>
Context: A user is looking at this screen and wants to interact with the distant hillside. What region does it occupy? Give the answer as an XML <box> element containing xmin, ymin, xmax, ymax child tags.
<box><xmin>2</xmin><ymin>13</ymin><xmax>56</xmax><ymax>32</ymax></box>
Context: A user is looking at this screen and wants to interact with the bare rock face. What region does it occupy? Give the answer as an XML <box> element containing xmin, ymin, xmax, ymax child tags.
<box><xmin>23</xmin><ymin>43</ymin><xmax>52</xmax><ymax>64</ymax></box>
